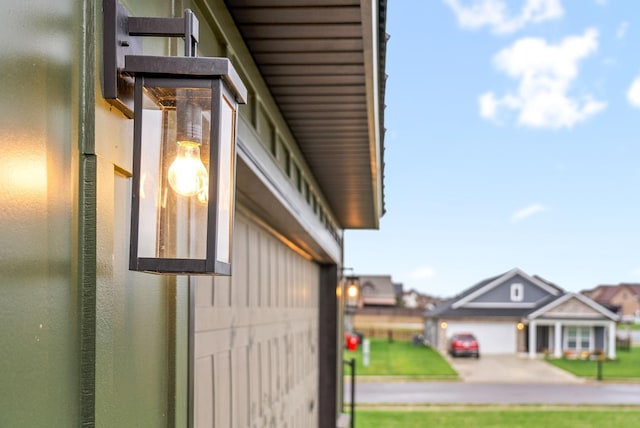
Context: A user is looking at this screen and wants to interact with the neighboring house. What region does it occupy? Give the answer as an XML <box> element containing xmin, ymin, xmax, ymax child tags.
<box><xmin>582</xmin><ymin>284</ymin><xmax>640</xmax><ymax>323</ymax></box>
<box><xmin>359</xmin><ymin>275</ymin><xmax>398</xmax><ymax>307</ymax></box>
<box><xmin>403</xmin><ymin>289</ymin><xmax>442</xmax><ymax>309</ymax></box>
<box><xmin>424</xmin><ymin>269</ymin><xmax>619</xmax><ymax>359</ymax></box>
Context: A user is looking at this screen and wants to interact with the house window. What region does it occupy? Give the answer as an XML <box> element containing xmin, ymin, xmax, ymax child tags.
<box><xmin>510</xmin><ymin>283</ymin><xmax>524</xmax><ymax>302</ymax></box>
<box><xmin>565</xmin><ymin>326</ymin><xmax>591</xmax><ymax>351</ymax></box>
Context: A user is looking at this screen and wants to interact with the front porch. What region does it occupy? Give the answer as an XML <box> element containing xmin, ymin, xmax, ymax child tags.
<box><xmin>524</xmin><ymin>320</ymin><xmax>617</xmax><ymax>360</ymax></box>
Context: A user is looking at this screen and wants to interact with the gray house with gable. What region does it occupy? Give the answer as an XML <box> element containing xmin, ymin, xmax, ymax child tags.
<box><xmin>424</xmin><ymin>268</ymin><xmax>619</xmax><ymax>359</ymax></box>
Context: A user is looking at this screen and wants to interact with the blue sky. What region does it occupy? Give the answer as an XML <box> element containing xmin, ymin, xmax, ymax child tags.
<box><xmin>345</xmin><ymin>0</ymin><xmax>640</xmax><ymax>298</ymax></box>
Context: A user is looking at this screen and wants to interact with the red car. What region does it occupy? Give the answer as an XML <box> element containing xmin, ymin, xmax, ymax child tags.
<box><xmin>448</xmin><ymin>333</ymin><xmax>480</xmax><ymax>358</ymax></box>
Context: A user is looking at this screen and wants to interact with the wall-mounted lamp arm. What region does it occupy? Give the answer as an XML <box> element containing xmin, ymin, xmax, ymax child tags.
<box><xmin>128</xmin><ymin>9</ymin><xmax>199</xmax><ymax>57</ymax></box>
<box><xmin>103</xmin><ymin>0</ymin><xmax>200</xmax><ymax>116</ymax></box>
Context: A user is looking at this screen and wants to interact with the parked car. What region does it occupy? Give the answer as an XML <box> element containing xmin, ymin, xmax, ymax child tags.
<box><xmin>448</xmin><ymin>333</ymin><xmax>480</xmax><ymax>358</ymax></box>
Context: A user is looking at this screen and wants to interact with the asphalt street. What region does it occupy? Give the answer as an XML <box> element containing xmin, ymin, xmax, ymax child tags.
<box><xmin>347</xmin><ymin>381</ymin><xmax>640</xmax><ymax>405</ymax></box>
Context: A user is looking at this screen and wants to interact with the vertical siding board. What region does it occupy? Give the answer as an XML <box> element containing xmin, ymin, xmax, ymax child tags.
<box><xmin>287</xmin><ymin>332</ymin><xmax>293</xmax><ymax>392</ymax></box>
<box><xmin>248</xmin><ymin>225</ymin><xmax>260</xmax><ymax>308</ymax></box>
<box><xmin>297</xmin><ymin>260</ymin><xmax>303</xmax><ymax>308</ymax></box>
<box><xmin>214</xmin><ymin>276</ymin><xmax>231</xmax><ymax>308</ymax></box>
<box><xmin>272</xmin><ymin>338</ymin><xmax>280</xmax><ymax>399</ymax></box>
<box><xmin>231</xmin><ymin>347</ymin><xmax>249</xmax><ymax>428</ymax></box>
<box><xmin>195</xmin><ymin>356</ymin><xmax>214</xmax><ymax>427</ymax></box>
<box><xmin>194</xmin><ymin>276</ymin><xmax>213</xmax><ymax>307</ymax></box>
<box><xmin>270</xmin><ymin>240</ymin><xmax>278</xmax><ymax>308</ymax></box>
<box><xmin>232</xmin><ymin>219</ymin><xmax>249</xmax><ymax>308</ymax></box>
<box><xmin>259</xmin><ymin>231</ymin><xmax>269</xmax><ymax>308</ymax></box>
<box><xmin>259</xmin><ymin>341</ymin><xmax>269</xmax><ymax>418</ymax></box>
<box><xmin>282</xmin><ymin>249</ymin><xmax>288</xmax><ymax>308</ymax></box>
<box><xmin>214</xmin><ymin>351</ymin><xmax>232</xmax><ymax>428</ymax></box>
<box><xmin>248</xmin><ymin>340</ymin><xmax>260</xmax><ymax>422</ymax></box>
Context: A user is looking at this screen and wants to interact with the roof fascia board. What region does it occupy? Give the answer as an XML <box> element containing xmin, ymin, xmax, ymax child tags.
<box><xmin>359</xmin><ymin>0</ymin><xmax>382</xmax><ymax>227</ymax></box>
<box><xmin>463</xmin><ymin>302</ymin><xmax>537</xmax><ymax>309</ymax></box>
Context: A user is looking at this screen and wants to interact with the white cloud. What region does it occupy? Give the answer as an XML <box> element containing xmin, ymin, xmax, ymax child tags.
<box><xmin>511</xmin><ymin>204</ymin><xmax>547</xmax><ymax>223</ymax></box>
<box><xmin>480</xmin><ymin>28</ymin><xmax>607</xmax><ymax>129</ymax></box>
<box><xmin>408</xmin><ymin>266</ymin><xmax>436</xmax><ymax>280</ymax></box>
<box><xmin>627</xmin><ymin>77</ymin><xmax>640</xmax><ymax>107</ymax></box>
<box><xmin>443</xmin><ymin>0</ymin><xmax>564</xmax><ymax>34</ymax></box>
<box><xmin>617</xmin><ymin>21</ymin><xmax>628</xmax><ymax>39</ymax></box>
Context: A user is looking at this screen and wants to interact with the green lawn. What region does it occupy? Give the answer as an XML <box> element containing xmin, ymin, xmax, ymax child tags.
<box><xmin>344</xmin><ymin>338</ymin><xmax>457</xmax><ymax>379</ymax></box>
<box><xmin>546</xmin><ymin>347</ymin><xmax>640</xmax><ymax>380</ymax></box>
<box><xmin>357</xmin><ymin>408</ymin><xmax>640</xmax><ymax>428</ymax></box>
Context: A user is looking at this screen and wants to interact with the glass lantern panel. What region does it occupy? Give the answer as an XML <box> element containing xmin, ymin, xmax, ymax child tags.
<box><xmin>137</xmin><ymin>97</ymin><xmax>162</xmax><ymax>259</ymax></box>
<box><xmin>138</xmin><ymin>84</ymin><xmax>211</xmax><ymax>260</ymax></box>
<box><xmin>215</xmin><ymin>91</ymin><xmax>236</xmax><ymax>264</ymax></box>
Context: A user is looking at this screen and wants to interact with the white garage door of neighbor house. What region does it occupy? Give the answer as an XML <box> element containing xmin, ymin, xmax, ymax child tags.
<box><xmin>446</xmin><ymin>322</ymin><xmax>516</xmax><ymax>354</ymax></box>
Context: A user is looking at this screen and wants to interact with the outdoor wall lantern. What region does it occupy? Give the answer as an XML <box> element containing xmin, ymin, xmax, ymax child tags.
<box><xmin>345</xmin><ymin>276</ymin><xmax>360</xmax><ymax>311</ymax></box>
<box><xmin>103</xmin><ymin>0</ymin><xmax>247</xmax><ymax>275</ymax></box>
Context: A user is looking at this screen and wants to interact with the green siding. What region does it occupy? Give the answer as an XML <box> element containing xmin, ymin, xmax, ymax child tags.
<box><xmin>1</xmin><ymin>0</ymin><xmax>189</xmax><ymax>426</ymax></box>
<box><xmin>0</xmin><ymin>0</ymin><xmax>80</xmax><ymax>426</ymax></box>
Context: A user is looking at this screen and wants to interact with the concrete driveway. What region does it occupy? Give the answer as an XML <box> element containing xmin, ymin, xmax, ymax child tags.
<box><xmin>447</xmin><ymin>354</ymin><xmax>584</xmax><ymax>384</ymax></box>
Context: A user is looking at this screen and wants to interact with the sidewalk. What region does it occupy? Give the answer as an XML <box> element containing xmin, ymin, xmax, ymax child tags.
<box><xmin>347</xmin><ymin>381</ymin><xmax>640</xmax><ymax>405</ymax></box>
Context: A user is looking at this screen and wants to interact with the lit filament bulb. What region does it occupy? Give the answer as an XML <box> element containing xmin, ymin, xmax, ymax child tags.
<box><xmin>167</xmin><ymin>142</ymin><xmax>208</xmax><ymax>200</ymax></box>
<box><xmin>347</xmin><ymin>285</ymin><xmax>358</xmax><ymax>298</ymax></box>
<box><xmin>168</xmin><ymin>91</ymin><xmax>208</xmax><ymax>202</ymax></box>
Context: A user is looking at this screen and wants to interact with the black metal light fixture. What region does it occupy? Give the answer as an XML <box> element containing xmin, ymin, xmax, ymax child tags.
<box><xmin>103</xmin><ymin>0</ymin><xmax>247</xmax><ymax>275</ymax></box>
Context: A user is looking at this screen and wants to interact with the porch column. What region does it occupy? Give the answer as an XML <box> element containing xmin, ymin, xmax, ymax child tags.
<box><xmin>528</xmin><ymin>321</ymin><xmax>537</xmax><ymax>359</ymax></box>
<box><xmin>608</xmin><ymin>321</ymin><xmax>617</xmax><ymax>360</ymax></box>
<box><xmin>554</xmin><ymin>322</ymin><xmax>562</xmax><ymax>358</ymax></box>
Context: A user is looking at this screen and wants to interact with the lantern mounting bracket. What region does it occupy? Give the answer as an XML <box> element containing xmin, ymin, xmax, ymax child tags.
<box><xmin>103</xmin><ymin>0</ymin><xmax>200</xmax><ymax>117</ymax></box>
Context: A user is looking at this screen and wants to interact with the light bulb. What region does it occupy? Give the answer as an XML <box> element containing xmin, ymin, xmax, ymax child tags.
<box><xmin>347</xmin><ymin>285</ymin><xmax>358</xmax><ymax>298</ymax></box>
<box><xmin>168</xmin><ymin>141</ymin><xmax>208</xmax><ymax>199</ymax></box>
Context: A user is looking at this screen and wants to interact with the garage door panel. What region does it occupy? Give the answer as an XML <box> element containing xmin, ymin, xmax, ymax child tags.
<box><xmin>446</xmin><ymin>322</ymin><xmax>516</xmax><ymax>354</ymax></box>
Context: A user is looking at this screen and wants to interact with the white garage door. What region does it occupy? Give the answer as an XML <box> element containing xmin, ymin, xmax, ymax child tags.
<box><xmin>446</xmin><ymin>321</ymin><xmax>516</xmax><ymax>354</ymax></box>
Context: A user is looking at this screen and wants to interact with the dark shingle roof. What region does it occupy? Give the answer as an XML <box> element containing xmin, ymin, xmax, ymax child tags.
<box><xmin>424</xmin><ymin>271</ymin><xmax>508</xmax><ymax>318</ymax></box>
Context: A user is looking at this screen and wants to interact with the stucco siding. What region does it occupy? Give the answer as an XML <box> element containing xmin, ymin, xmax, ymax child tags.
<box><xmin>194</xmin><ymin>211</ymin><xmax>319</xmax><ymax>428</ymax></box>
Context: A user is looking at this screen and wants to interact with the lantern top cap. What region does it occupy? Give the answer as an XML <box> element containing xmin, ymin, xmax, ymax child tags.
<box><xmin>125</xmin><ymin>55</ymin><xmax>247</xmax><ymax>104</ymax></box>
